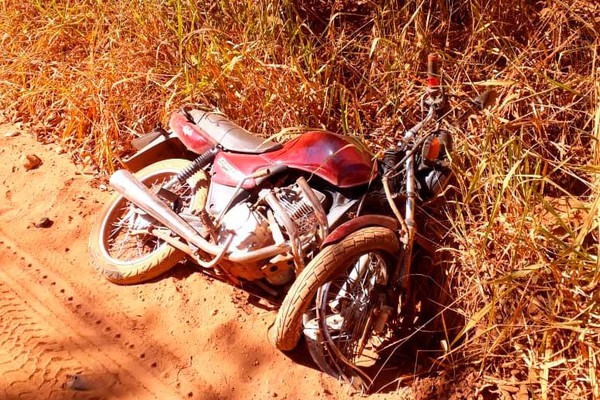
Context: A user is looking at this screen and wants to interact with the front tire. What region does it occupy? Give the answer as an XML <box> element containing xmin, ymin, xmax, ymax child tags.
<box><xmin>273</xmin><ymin>227</ymin><xmax>400</xmax><ymax>351</ymax></box>
<box><xmin>273</xmin><ymin>227</ymin><xmax>401</xmax><ymax>390</ymax></box>
<box><xmin>89</xmin><ymin>159</ymin><xmax>208</xmax><ymax>284</ymax></box>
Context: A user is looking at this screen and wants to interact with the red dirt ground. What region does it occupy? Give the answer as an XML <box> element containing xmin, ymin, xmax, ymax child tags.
<box><xmin>0</xmin><ymin>126</ymin><xmax>423</xmax><ymax>399</ymax></box>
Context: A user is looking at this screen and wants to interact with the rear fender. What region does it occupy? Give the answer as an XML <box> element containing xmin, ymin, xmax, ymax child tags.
<box><xmin>123</xmin><ymin>129</ymin><xmax>192</xmax><ymax>172</ymax></box>
<box><xmin>321</xmin><ymin>215</ymin><xmax>399</xmax><ymax>248</ymax></box>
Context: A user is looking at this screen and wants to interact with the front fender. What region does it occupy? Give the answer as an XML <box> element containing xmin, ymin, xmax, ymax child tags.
<box><xmin>123</xmin><ymin>129</ymin><xmax>191</xmax><ymax>172</ymax></box>
<box><xmin>321</xmin><ymin>215</ymin><xmax>399</xmax><ymax>248</ymax></box>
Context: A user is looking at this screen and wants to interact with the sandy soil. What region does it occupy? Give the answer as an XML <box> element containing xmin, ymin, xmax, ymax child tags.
<box><xmin>0</xmin><ymin>126</ymin><xmax>427</xmax><ymax>399</ymax></box>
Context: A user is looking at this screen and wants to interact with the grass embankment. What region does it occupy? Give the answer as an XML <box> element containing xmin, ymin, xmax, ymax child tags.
<box><xmin>1</xmin><ymin>1</ymin><xmax>598</xmax><ymax>398</ymax></box>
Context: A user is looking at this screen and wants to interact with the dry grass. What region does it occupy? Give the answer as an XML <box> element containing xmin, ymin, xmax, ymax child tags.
<box><xmin>1</xmin><ymin>0</ymin><xmax>598</xmax><ymax>398</ymax></box>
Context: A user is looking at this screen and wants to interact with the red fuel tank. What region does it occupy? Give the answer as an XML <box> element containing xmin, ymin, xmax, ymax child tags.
<box><xmin>211</xmin><ymin>131</ymin><xmax>377</xmax><ymax>189</ymax></box>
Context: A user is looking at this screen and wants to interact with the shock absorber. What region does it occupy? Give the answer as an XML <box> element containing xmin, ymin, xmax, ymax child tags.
<box><xmin>161</xmin><ymin>147</ymin><xmax>217</xmax><ymax>191</ymax></box>
<box><xmin>176</xmin><ymin>147</ymin><xmax>218</xmax><ymax>184</ymax></box>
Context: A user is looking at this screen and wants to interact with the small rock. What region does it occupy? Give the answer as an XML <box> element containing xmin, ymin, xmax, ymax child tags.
<box><xmin>55</xmin><ymin>147</ymin><xmax>66</xmax><ymax>155</ymax></box>
<box><xmin>82</xmin><ymin>165</ymin><xmax>98</xmax><ymax>175</ymax></box>
<box><xmin>3</xmin><ymin>130</ymin><xmax>20</xmax><ymax>138</ymax></box>
<box><xmin>64</xmin><ymin>374</ymin><xmax>89</xmax><ymax>391</ymax></box>
<box><xmin>34</xmin><ymin>217</ymin><xmax>54</xmax><ymax>228</ymax></box>
<box><xmin>211</xmin><ymin>309</ymin><xmax>218</xmax><ymax>316</ymax></box>
<box><xmin>20</xmin><ymin>154</ymin><xmax>42</xmax><ymax>171</ymax></box>
<box><xmin>99</xmin><ymin>184</ymin><xmax>108</xmax><ymax>191</ymax></box>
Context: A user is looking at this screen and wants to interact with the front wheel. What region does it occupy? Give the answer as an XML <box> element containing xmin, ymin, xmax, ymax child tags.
<box><xmin>89</xmin><ymin>159</ymin><xmax>208</xmax><ymax>284</ymax></box>
<box><xmin>273</xmin><ymin>227</ymin><xmax>400</xmax><ymax>386</ymax></box>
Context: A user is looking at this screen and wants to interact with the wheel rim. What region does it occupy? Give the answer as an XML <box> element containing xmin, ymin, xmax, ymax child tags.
<box><xmin>304</xmin><ymin>251</ymin><xmax>390</xmax><ymax>384</ymax></box>
<box><xmin>99</xmin><ymin>169</ymin><xmax>195</xmax><ymax>265</ymax></box>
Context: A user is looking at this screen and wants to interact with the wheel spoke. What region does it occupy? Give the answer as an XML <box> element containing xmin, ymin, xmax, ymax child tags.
<box><xmin>103</xmin><ymin>173</ymin><xmax>195</xmax><ymax>263</ymax></box>
<box><xmin>314</xmin><ymin>251</ymin><xmax>390</xmax><ymax>376</ymax></box>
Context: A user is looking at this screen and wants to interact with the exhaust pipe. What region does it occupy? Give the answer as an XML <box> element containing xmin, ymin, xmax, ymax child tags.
<box><xmin>109</xmin><ymin>170</ymin><xmax>221</xmax><ymax>256</ymax></box>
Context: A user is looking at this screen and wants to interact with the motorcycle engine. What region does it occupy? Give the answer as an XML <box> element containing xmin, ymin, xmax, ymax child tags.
<box><xmin>215</xmin><ymin>181</ymin><xmax>326</xmax><ymax>285</ymax></box>
<box><xmin>271</xmin><ymin>184</ymin><xmax>326</xmax><ymax>237</ymax></box>
<box><xmin>217</xmin><ymin>203</ymin><xmax>273</xmax><ymax>252</ymax></box>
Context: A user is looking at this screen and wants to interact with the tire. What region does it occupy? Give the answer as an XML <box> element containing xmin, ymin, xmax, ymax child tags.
<box><xmin>89</xmin><ymin>159</ymin><xmax>208</xmax><ymax>284</ymax></box>
<box><xmin>273</xmin><ymin>227</ymin><xmax>400</xmax><ymax>351</ymax></box>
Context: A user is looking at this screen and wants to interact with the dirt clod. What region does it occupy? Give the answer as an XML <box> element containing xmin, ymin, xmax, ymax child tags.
<box><xmin>20</xmin><ymin>154</ymin><xmax>42</xmax><ymax>170</ymax></box>
<box><xmin>33</xmin><ymin>217</ymin><xmax>53</xmax><ymax>228</ymax></box>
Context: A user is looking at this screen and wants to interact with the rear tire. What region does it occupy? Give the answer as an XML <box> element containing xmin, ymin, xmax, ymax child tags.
<box><xmin>89</xmin><ymin>159</ymin><xmax>208</xmax><ymax>284</ymax></box>
<box><xmin>272</xmin><ymin>227</ymin><xmax>400</xmax><ymax>351</ymax></box>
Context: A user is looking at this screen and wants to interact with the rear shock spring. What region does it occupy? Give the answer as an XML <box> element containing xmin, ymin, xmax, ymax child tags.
<box><xmin>177</xmin><ymin>147</ymin><xmax>218</xmax><ymax>183</ymax></box>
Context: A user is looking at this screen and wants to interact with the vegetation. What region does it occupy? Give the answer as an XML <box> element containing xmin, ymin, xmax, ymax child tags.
<box><xmin>1</xmin><ymin>0</ymin><xmax>598</xmax><ymax>398</ymax></box>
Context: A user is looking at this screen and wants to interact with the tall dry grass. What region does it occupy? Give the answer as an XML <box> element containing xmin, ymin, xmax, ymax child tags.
<box><xmin>1</xmin><ymin>0</ymin><xmax>598</xmax><ymax>398</ymax></box>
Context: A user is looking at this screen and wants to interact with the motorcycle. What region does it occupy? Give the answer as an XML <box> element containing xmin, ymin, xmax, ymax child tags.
<box><xmin>89</xmin><ymin>54</ymin><xmax>495</xmax><ymax>390</ymax></box>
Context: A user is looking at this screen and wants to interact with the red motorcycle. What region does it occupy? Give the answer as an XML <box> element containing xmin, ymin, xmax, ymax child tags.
<box><xmin>90</xmin><ymin>54</ymin><xmax>494</xmax><ymax>390</ymax></box>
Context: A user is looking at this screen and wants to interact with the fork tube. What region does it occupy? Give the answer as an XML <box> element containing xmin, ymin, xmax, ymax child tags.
<box><xmin>401</xmin><ymin>146</ymin><xmax>417</xmax><ymax>292</ymax></box>
<box><xmin>399</xmin><ymin>105</ymin><xmax>430</xmax><ymax>292</ymax></box>
<box><xmin>387</xmin><ymin>106</ymin><xmax>435</xmax><ymax>291</ymax></box>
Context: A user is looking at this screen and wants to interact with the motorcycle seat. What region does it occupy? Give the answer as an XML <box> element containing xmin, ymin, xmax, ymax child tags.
<box><xmin>189</xmin><ymin>110</ymin><xmax>282</xmax><ymax>154</ymax></box>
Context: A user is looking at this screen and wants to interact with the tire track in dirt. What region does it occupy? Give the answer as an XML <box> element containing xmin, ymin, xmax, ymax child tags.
<box><xmin>0</xmin><ymin>279</ymin><xmax>85</xmax><ymax>399</ymax></box>
<box><xmin>0</xmin><ymin>233</ymin><xmax>184</xmax><ymax>400</ymax></box>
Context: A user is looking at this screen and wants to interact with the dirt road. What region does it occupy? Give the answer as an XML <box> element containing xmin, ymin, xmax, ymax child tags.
<box><xmin>0</xmin><ymin>128</ymin><xmax>415</xmax><ymax>399</ymax></box>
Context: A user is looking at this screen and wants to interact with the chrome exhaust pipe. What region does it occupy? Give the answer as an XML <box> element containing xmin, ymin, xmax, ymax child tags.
<box><xmin>109</xmin><ymin>170</ymin><xmax>221</xmax><ymax>256</ymax></box>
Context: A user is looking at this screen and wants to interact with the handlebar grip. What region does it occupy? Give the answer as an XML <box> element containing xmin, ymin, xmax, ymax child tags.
<box><xmin>427</xmin><ymin>53</ymin><xmax>441</xmax><ymax>88</ymax></box>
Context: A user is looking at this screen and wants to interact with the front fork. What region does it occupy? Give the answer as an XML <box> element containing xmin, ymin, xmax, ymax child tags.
<box><xmin>399</xmin><ymin>141</ymin><xmax>417</xmax><ymax>295</ymax></box>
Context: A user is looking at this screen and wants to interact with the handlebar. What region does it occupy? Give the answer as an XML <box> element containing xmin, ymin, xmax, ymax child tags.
<box><xmin>427</xmin><ymin>53</ymin><xmax>441</xmax><ymax>88</ymax></box>
<box><xmin>425</xmin><ymin>52</ymin><xmax>446</xmax><ymax>119</ymax></box>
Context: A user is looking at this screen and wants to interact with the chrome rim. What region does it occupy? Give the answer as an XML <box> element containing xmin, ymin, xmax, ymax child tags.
<box><xmin>100</xmin><ymin>170</ymin><xmax>194</xmax><ymax>265</ymax></box>
<box><xmin>304</xmin><ymin>251</ymin><xmax>390</xmax><ymax>386</ymax></box>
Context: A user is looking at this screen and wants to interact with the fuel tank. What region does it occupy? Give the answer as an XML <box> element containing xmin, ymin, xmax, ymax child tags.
<box><xmin>211</xmin><ymin>131</ymin><xmax>377</xmax><ymax>189</ymax></box>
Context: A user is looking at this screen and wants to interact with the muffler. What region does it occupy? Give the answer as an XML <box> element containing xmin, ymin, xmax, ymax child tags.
<box><xmin>109</xmin><ymin>170</ymin><xmax>221</xmax><ymax>256</ymax></box>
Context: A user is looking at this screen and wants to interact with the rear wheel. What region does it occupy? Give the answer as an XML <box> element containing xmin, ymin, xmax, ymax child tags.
<box><xmin>273</xmin><ymin>227</ymin><xmax>400</xmax><ymax>388</ymax></box>
<box><xmin>89</xmin><ymin>159</ymin><xmax>208</xmax><ymax>284</ymax></box>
